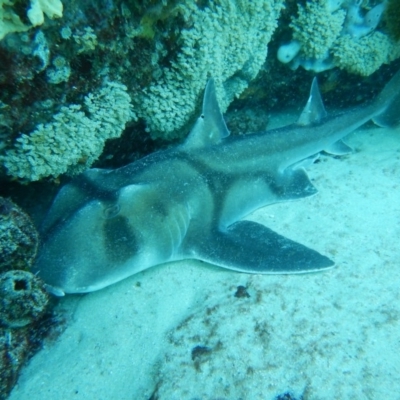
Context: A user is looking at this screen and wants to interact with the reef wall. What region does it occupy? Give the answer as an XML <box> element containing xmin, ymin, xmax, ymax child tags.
<box><xmin>0</xmin><ymin>197</ymin><xmax>62</xmax><ymax>400</ymax></box>
<box><xmin>2</xmin><ymin>0</ymin><xmax>398</xmax><ymax>183</ymax></box>
<box><xmin>1</xmin><ymin>0</ymin><xmax>285</xmax><ymax>181</ymax></box>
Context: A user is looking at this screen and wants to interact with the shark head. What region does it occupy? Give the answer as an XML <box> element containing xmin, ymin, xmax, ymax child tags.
<box><xmin>34</xmin><ymin>173</ymin><xmax>180</xmax><ymax>295</ymax></box>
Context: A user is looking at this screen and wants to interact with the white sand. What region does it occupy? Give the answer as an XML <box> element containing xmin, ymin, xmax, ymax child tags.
<box><xmin>10</xmin><ymin>123</ymin><xmax>400</xmax><ymax>400</ymax></box>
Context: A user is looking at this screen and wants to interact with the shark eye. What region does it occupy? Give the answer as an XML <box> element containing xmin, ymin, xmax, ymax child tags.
<box><xmin>103</xmin><ymin>204</ymin><xmax>120</xmax><ymax>219</ymax></box>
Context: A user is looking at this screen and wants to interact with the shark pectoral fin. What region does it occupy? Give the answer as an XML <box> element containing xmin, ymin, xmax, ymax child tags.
<box><xmin>324</xmin><ymin>139</ymin><xmax>353</xmax><ymax>155</ymax></box>
<box><xmin>195</xmin><ymin>221</ymin><xmax>334</xmax><ymax>274</ymax></box>
<box><xmin>275</xmin><ymin>168</ymin><xmax>317</xmax><ymax>200</ymax></box>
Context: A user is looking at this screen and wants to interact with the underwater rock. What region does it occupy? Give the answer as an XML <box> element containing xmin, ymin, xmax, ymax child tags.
<box><xmin>0</xmin><ymin>197</ymin><xmax>39</xmax><ymax>272</ymax></box>
<box><xmin>0</xmin><ymin>329</ymin><xmax>29</xmax><ymax>400</ymax></box>
<box><xmin>275</xmin><ymin>392</ymin><xmax>303</xmax><ymax>400</ymax></box>
<box><xmin>234</xmin><ymin>285</ymin><xmax>250</xmax><ymax>298</ymax></box>
<box><xmin>0</xmin><ymin>310</ymin><xmax>66</xmax><ymax>400</ymax></box>
<box><xmin>0</xmin><ymin>196</ymin><xmax>64</xmax><ymax>398</ymax></box>
<box><xmin>191</xmin><ymin>345</ymin><xmax>212</xmax><ymax>372</ymax></box>
<box><xmin>0</xmin><ymin>270</ymin><xmax>49</xmax><ymax>328</ymax></box>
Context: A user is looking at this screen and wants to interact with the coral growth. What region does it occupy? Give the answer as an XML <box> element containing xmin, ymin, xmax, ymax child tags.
<box><xmin>0</xmin><ymin>197</ymin><xmax>38</xmax><ymax>272</ymax></box>
<box><xmin>278</xmin><ymin>0</ymin><xmax>400</xmax><ymax>76</ymax></box>
<box><xmin>0</xmin><ymin>270</ymin><xmax>49</xmax><ymax>328</ymax></box>
<box><xmin>0</xmin><ymin>0</ymin><xmax>285</xmax><ymax>183</ymax></box>
<box><xmin>0</xmin><ymin>0</ymin><xmax>63</xmax><ymax>40</ymax></box>
<box><xmin>1</xmin><ymin>0</ymin><xmax>399</xmax><ymax>185</ymax></box>
<box><xmin>290</xmin><ymin>1</ymin><xmax>346</xmax><ymax>59</ymax></box>
<box><xmin>0</xmin><ymin>194</ymin><xmax>64</xmax><ymax>399</ymax></box>
<box><xmin>0</xmin><ymin>329</ymin><xmax>29</xmax><ymax>399</ymax></box>
<box><xmin>1</xmin><ymin>81</ymin><xmax>133</xmax><ymax>181</ymax></box>
<box><xmin>0</xmin><ymin>311</ymin><xmax>65</xmax><ymax>399</ymax></box>
<box><xmin>333</xmin><ymin>31</ymin><xmax>400</xmax><ymax>76</ymax></box>
<box><xmin>27</xmin><ymin>0</ymin><xmax>63</xmax><ymax>27</ymax></box>
<box><xmin>136</xmin><ymin>0</ymin><xmax>284</xmax><ymax>140</ymax></box>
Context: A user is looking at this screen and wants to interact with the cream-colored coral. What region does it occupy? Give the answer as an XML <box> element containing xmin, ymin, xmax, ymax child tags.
<box><xmin>0</xmin><ymin>0</ymin><xmax>63</xmax><ymax>40</ymax></box>
<box><xmin>135</xmin><ymin>0</ymin><xmax>284</xmax><ymax>140</ymax></box>
<box><xmin>27</xmin><ymin>0</ymin><xmax>63</xmax><ymax>26</ymax></box>
<box><xmin>0</xmin><ymin>0</ymin><xmax>30</xmax><ymax>39</ymax></box>
<box><xmin>1</xmin><ymin>82</ymin><xmax>134</xmax><ymax>181</ymax></box>
<box><xmin>290</xmin><ymin>0</ymin><xmax>346</xmax><ymax>59</ymax></box>
<box><xmin>73</xmin><ymin>27</ymin><xmax>98</xmax><ymax>53</ymax></box>
<box><xmin>280</xmin><ymin>0</ymin><xmax>400</xmax><ymax>76</ymax></box>
<box><xmin>332</xmin><ymin>32</ymin><xmax>400</xmax><ymax>76</ymax></box>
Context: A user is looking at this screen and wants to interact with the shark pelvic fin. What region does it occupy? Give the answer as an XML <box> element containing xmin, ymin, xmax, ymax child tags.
<box><xmin>194</xmin><ymin>221</ymin><xmax>334</xmax><ymax>274</ymax></box>
<box><xmin>324</xmin><ymin>139</ymin><xmax>353</xmax><ymax>155</ymax></box>
<box><xmin>297</xmin><ymin>77</ymin><xmax>327</xmax><ymax>126</ymax></box>
<box><xmin>183</xmin><ymin>78</ymin><xmax>230</xmax><ymax>149</ymax></box>
<box><xmin>274</xmin><ymin>167</ymin><xmax>318</xmax><ymax>200</ymax></box>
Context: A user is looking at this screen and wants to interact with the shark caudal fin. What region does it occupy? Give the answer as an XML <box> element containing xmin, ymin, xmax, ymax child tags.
<box><xmin>372</xmin><ymin>69</ymin><xmax>400</xmax><ymax>128</ymax></box>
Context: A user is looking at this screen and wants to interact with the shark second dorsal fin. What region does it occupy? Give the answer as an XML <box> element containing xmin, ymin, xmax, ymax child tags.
<box><xmin>183</xmin><ymin>78</ymin><xmax>230</xmax><ymax>149</ymax></box>
<box><xmin>297</xmin><ymin>78</ymin><xmax>327</xmax><ymax>126</ymax></box>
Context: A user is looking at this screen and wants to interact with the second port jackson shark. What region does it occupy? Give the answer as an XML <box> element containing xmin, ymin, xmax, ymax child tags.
<box><xmin>34</xmin><ymin>70</ymin><xmax>400</xmax><ymax>295</ymax></box>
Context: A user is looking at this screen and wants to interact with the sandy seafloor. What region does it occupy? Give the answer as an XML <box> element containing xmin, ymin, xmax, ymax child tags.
<box><xmin>9</xmin><ymin>116</ymin><xmax>400</xmax><ymax>400</ymax></box>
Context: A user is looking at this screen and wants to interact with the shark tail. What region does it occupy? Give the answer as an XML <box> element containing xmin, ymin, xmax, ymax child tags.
<box><xmin>372</xmin><ymin>69</ymin><xmax>400</xmax><ymax>128</ymax></box>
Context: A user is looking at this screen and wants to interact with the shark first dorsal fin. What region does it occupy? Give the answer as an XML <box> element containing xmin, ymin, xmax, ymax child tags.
<box><xmin>297</xmin><ymin>78</ymin><xmax>327</xmax><ymax>126</ymax></box>
<box><xmin>183</xmin><ymin>78</ymin><xmax>230</xmax><ymax>149</ymax></box>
